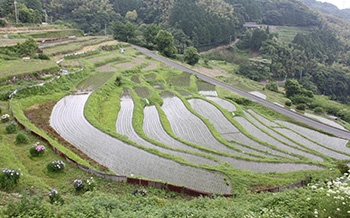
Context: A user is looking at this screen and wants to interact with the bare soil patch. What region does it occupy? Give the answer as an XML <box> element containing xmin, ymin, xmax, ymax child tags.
<box><xmin>193</xmin><ymin>66</ymin><xmax>229</xmax><ymax>77</ymax></box>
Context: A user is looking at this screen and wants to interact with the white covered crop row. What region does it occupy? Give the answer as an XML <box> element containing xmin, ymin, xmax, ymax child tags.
<box><xmin>161</xmin><ymin>96</ymin><xmax>251</xmax><ymax>158</ymax></box>
<box><xmin>276</xmin><ymin>121</ymin><xmax>350</xmax><ymax>154</ymax></box>
<box><xmin>143</xmin><ymin>105</ymin><xmax>219</xmax><ymax>166</ymax></box>
<box><xmin>243</xmin><ymin>111</ymin><xmax>324</xmax><ymax>162</ymax></box>
<box><xmin>50</xmin><ymin>94</ymin><xmax>230</xmax><ymax>194</ymax></box>
<box><xmin>116</xmin><ymin>95</ymin><xmax>217</xmax><ymax>166</ymax></box>
<box><xmin>275</xmin><ymin>127</ymin><xmax>350</xmax><ymax>160</ymax></box>
<box><xmin>161</xmin><ymin>96</ymin><xmax>322</xmax><ymax>172</ymax></box>
<box><xmin>247</xmin><ymin>109</ymin><xmax>279</xmax><ymax>127</ymax></box>
<box><xmin>206</xmin><ymin>97</ymin><xmax>236</xmax><ymax>112</ymax></box>
<box><xmin>234</xmin><ymin>116</ymin><xmax>326</xmax><ymax>162</ymax></box>
<box><xmin>188</xmin><ymin>99</ymin><xmax>281</xmax><ymax>159</ymax></box>
<box><xmin>230</xmin><ymin>132</ymin><xmax>294</xmax><ymax>158</ymax></box>
<box><xmin>304</xmin><ymin>113</ymin><xmax>346</xmax><ymax>130</ymax></box>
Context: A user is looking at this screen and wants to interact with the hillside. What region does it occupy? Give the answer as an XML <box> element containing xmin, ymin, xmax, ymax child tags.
<box><xmin>0</xmin><ymin>33</ymin><xmax>349</xmax><ymax>216</ymax></box>
<box><xmin>299</xmin><ymin>0</ymin><xmax>350</xmax><ymax>20</ymax></box>
<box><xmin>1</xmin><ymin>1</ymin><xmax>350</xmax><ymax>217</ymax></box>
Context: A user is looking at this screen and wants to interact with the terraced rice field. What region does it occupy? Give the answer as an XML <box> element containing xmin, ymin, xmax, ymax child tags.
<box><xmin>51</xmin><ymin>94</ymin><xmax>231</xmax><ymax>194</ymax></box>
<box><xmin>49</xmin><ymin>45</ymin><xmax>349</xmax><ymax>194</ymax></box>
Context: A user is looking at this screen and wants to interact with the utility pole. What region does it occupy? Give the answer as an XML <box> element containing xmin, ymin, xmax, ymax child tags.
<box><xmin>14</xmin><ymin>0</ymin><xmax>18</xmax><ymax>24</ymax></box>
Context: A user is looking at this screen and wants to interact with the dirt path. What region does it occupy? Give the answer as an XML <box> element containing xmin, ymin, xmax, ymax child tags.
<box><xmin>200</xmin><ymin>38</ymin><xmax>239</xmax><ymax>55</ymax></box>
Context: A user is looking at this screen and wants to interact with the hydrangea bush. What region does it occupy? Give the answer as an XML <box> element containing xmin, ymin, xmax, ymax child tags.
<box><xmin>47</xmin><ymin>160</ymin><xmax>65</xmax><ymax>173</ymax></box>
<box><xmin>1</xmin><ymin>114</ymin><xmax>10</xmax><ymax>122</ymax></box>
<box><xmin>0</xmin><ymin>168</ymin><xmax>22</xmax><ymax>190</ymax></box>
<box><xmin>73</xmin><ymin>179</ymin><xmax>84</xmax><ymax>191</ymax></box>
<box><xmin>48</xmin><ymin>189</ymin><xmax>64</xmax><ymax>204</ymax></box>
<box><xmin>73</xmin><ymin>177</ymin><xmax>96</xmax><ymax>192</ymax></box>
<box><xmin>29</xmin><ymin>142</ymin><xmax>46</xmax><ymax>157</ymax></box>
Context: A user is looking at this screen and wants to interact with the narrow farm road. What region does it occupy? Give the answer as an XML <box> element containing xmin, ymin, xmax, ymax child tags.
<box><xmin>132</xmin><ymin>45</ymin><xmax>350</xmax><ymax>140</ymax></box>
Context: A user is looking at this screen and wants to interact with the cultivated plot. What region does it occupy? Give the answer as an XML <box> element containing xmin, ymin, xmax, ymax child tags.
<box><xmin>161</xmin><ymin>94</ymin><xmax>250</xmax><ymax>157</ymax></box>
<box><xmin>243</xmin><ymin>111</ymin><xmax>324</xmax><ymax>162</ymax></box>
<box><xmin>50</xmin><ymin>94</ymin><xmax>231</xmax><ymax>194</ymax></box>
<box><xmin>188</xmin><ymin>98</ymin><xmax>292</xmax><ymax>159</ymax></box>
<box><xmin>116</xmin><ymin>93</ymin><xmax>217</xmax><ymax>166</ymax></box>
<box><xmin>276</xmin><ymin>121</ymin><xmax>350</xmax><ymax>156</ymax></box>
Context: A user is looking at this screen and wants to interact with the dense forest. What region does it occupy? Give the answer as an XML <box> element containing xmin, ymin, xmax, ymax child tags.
<box><xmin>1</xmin><ymin>0</ymin><xmax>350</xmax><ymax>104</ymax></box>
<box><xmin>299</xmin><ymin>0</ymin><xmax>350</xmax><ymax>20</ymax></box>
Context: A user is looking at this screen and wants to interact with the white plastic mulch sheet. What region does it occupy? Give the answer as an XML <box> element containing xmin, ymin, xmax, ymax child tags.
<box><xmin>161</xmin><ymin>95</ymin><xmax>323</xmax><ymax>172</ymax></box>
<box><xmin>50</xmin><ymin>94</ymin><xmax>230</xmax><ymax>194</ymax></box>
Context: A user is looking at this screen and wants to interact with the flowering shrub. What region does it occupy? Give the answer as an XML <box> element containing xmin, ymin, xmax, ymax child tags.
<box><xmin>73</xmin><ymin>179</ymin><xmax>84</xmax><ymax>191</ymax></box>
<box><xmin>48</xmin><ymin>189</ymin><xmax>64</xmax><ymax>204</ymax></box>
<box><xmin>29</xmin><ymin>142</ymin><xmax>46</xmax><ymax>157</ymax></box>
<box><xmin>73</xmin><ymin>177</ymin><xmax>96</xmax><ymax>192</ymax></box>
<box><xmin>310</xmin><ymin>173</ymin><xmax>350</xmax><ymax>218</ymax></box>
<box><xmin>0</xmin><ymin>168</ymin><xmax>22</xmax><ymax>190</ymax></box>
<box><xmin>46</xmin><ymin>160</ymin><xmax>65</xmax><ymax>173</ymax></box>
<box><xmin>1</xmin><ymin>114</ymin><xmax>10</xmax><ymax>122</ymax></box>
<box><xmin>86</xmin><ymin>177</ymin><xmax>96</xmax><ymax>191</ymax></box>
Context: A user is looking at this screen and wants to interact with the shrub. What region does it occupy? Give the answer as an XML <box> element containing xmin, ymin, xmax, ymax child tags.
<box><xmin>265</xmin><ymin>81</ymin><xmax>278</xmax><ymax>92</ymax></box>
<box><xmin>5</xmin><ymin>122</ymin><xmax>17</xmax><ymax>134</ymax></box>
<box><xmin>15</xmin><ymin>133</ymin><xmax>29</xmax><ymax>144</ymax></box>
<box><xmin>313</xmin><ymin>107</ymin><xmax>325</xmax><ymax>115</ymax></box>
<box><xmin>86</xmin><ymin>177</ymin><xmax>96</xmax><ymax>191</ymax></box>
<box><xmin>336</xmin><ymin>161</ymin><xmax>349</xmax><ymax>175</ymax></box>
<box><xmin>226</xmin><ymin>96</ymin><xmax>252</xmax><ymax>106</ymax></box>
<box><xmin>0</xmin><ymin>168</ymin><xmax>22</xmax><ymax>190</ymax></box>
<box><xmin>29</xmin><ymin>142</ymin><xmax>46</xmax><ymax>157</ymax></box>
<box><xmin>1</xmin><ymin>114</ymin><xmax>10</xmax><ymax>122</ymax></box>
<box><xmin>73</xmin><ymin>177</ymin><xmax>96</xmax><ymax>192</ymax></box>
<box><xmin>47</xmin><ymin>160</ymin><xmax>65</xmax><ymax>173</ymax></box>
<box><xmin>285</xmin><ymin>99</ymin><xmax>292</xmax><ymax>107</ymax></box>
<box><xmin>73</xmin><ymin>179</ymin><xmax>85</xmax><ymax>192</ymax></box>
<box><xmin>296</xmin><ymin>104</ymin><xmax>306</xmax><ymax>111</ymax></box>
<box><xmin>0</xmin><ymin>19</ymin><xmax>6</xmax><ymax>27</ymax></box>
<box><xmin>309</xmin><ymin>173</ymin><xmax>350</xmax><ymax>218</ymax></box>
<box><xmin>37</xmin><ymin>53</ymin><xmax>50</xmax><ymax>60</ymax></box>
<box><xmin>48</xmin><ymin>189</ymin><xmax>64</xmax><ymax>204</ymax></box>
<box><xmin>290</xmin><ymin>94</ymin><xmax>312</xmax><ymax>105</ymax></box>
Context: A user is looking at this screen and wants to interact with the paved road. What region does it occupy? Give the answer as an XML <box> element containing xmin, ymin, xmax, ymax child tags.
<box><xmin>132</xmin><ymin>45</ymin><xmax>350</xmax><ymax>140</ymax></box>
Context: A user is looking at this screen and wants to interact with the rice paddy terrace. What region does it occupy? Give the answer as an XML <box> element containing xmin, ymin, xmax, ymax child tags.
<box><xmin>23</xmin><ymin>37</ymin><xmax>349</xmax><ymax>195</ymax></box>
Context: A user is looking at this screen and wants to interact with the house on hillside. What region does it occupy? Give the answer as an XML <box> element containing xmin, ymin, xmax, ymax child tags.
<box><xmin>243</xmin><ymin>22</ymin><xmax>261</xmax><ymax>29</ymax></box>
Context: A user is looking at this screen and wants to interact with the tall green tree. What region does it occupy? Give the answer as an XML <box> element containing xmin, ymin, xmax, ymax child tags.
<box><xmin>184</xmin><ymin>46</ymin><xmax>200</xmax><ymax>65</ymax></box>
<box><xmin>250</xmin><ymin>29</ymin><xmax>268</xmax><ymax>51</ymax></box>
<box><xmin>143</xmin><ymin>24</ymin><xmax>161</xmax><ymax>47</ymax></box>
<box><xmin>112</xmin><ymin>21</ymin><xmax>137</xmax><ymax>42</ymax></box>
<box><xmin>155</xmin><ymin>30</ymin><xmax>177</xmax><ymax>58</ymax></box>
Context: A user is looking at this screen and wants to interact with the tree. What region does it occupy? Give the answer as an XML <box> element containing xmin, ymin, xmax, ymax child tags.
<box><xmin>155</xmin><ymin>30</ymin><xmax>177</xmax><ymax>58</ymax></box>
<box><xmin>125</xmin><ymin>10</ymin><xmax>138</xmax><ymax>22</ymax></box>
<box><xmin>112</xmin><ymin>21</ymin><xmax>136</xmax><ymax>42</ymax></box>
<box><xmin>143</xmin><ymin>24</ymin><xmax>161</xmax><ymax>47</ymax></box>
<box><xmin>184</xmin><ymin>46</ymin><xmax>200</xmax><ymax>65</ymax></box>
<box><xmin>250</xmin><ymin>29</ymin><xmax>268</xmax><ymax>51</ymax></box>
<box><xmin>284</xmin><ymin>79</ymin><xmax>302</xmax><ymax>98</ymax></box>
